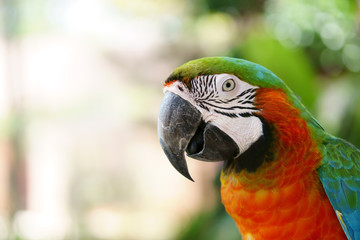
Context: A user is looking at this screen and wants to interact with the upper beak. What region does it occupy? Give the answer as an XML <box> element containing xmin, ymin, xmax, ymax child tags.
<box><xmin>158</xmin><ymin>91</ymin><xmax>239</xmax><ymax>181</ymax></box>
<box><xmin>158</xmin><ymin>92</ymin><xmax>201</xmax><ymax>181</ymax></box>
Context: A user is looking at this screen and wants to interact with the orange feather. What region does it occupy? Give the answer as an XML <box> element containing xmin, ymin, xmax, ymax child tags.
<box><xmin>220</xmin><ymin>88</ymin><xmax>346</xmax><ymax>239</ymax></box>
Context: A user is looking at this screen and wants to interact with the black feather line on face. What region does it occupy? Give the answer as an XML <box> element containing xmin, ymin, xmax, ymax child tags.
<box><xmin>213</xmin><ymin>110</ymin><xmax>255</xmax><ymax>119</ymax></box>
<box><xmin>240</xmin><ymin>100</ymin><xmax>254</xmax><ymax>105</ymax></box>
<box><xmin>246</xmin><ymin>94</ymin><xmax>255</xmax><ymax>100</ymax></box>
<box><xmin>214</xmin><ymin>109</ymin><xmax>240</xmax><ymax>118</ymax></box>
<box><xmin>189</xmin><ymin>75</ymin><xmax>259</xmax><ymax>118</ymax></box>
<box><xmin>237</xmin><ymin>88</ymin><xmax>257</xmax><ymax>98</ymax></box>
<box><xmin>200</xmin><ymin>101</ymin><xmax>258</xmax><ymax>111</ymax></box>
<box><xmin>207</xmin><ymin>76</ymin><xmax>214</xmax><ymax>88</ymax></box>
<box><xmin>199</xmin><ymin>103</ymin><xmax>210</xmax><ymax>111</ymax></box>
<box><xmin>238</xmin><ymin>112</ymin><xmax>254</xmax><ymax>118</ymax></box>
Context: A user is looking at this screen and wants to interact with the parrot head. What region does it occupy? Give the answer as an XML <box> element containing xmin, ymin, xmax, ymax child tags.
<box><xmin>158</xmin><ymin>57</ymin><xmax>318</xmax><ymax>181</ymax></box>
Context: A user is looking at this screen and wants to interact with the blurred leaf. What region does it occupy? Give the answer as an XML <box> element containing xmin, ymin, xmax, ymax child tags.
<box><xmin>337</xmin><ymin>74</ymin><xmax>360</xmax><ymax>147</ymax></box>
<box><xmin>189</xmin><ymin>0</ymin><xmax>265</xmax><ymax>16</ymax></box>
<box><xmin>206</xmin><ymin>0</ymin><xmax>265</xmax><ymax>15</ymax></box>
<box><xmin>238</xmin><ymin>28</ymin><xmax>318</xmax><ymax>109</ymax></box>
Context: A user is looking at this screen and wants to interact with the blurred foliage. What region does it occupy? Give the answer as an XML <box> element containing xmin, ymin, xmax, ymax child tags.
<box><xmin>265</xmin><ymin>0</ymin><xmax>360</xmax><ymax>75</ymax></box>
<box><xmin>190</xmin><ymin>0</ymin><xmax>265</xmax><ymax>16</ymax></box>
<box><xmin>238</xmin><ymin>29</ymin><xmax>317</xmax><ymax>108</ymax></box>
<box><xmin>337</xmin><ymin>77</ymin><xmax>360</xmax><ymax>144</ymax></box>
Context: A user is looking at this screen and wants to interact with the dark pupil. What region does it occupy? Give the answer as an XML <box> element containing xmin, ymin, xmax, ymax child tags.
<box><xmin>226</xmin><ymin>82</ymin><xmax>232</xmax><ymax>88</ymax></box>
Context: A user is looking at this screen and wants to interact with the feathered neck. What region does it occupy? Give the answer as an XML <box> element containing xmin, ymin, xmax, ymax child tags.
<box><xmin>222</xmin><ymin>88</ymin><xmax>322</xmax><ymax>190</ymax></box>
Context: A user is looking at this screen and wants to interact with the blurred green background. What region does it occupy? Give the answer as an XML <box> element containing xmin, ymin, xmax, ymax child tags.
<box><xmin>0</xmin><ymin>0</ymin><xmax>359</xmax><ymax>239</ymax></box>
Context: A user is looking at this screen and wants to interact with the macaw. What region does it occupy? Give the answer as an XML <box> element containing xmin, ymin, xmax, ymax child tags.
<box><xmin>158</xmin><ymin>57</ymin><xmax>360</xmax><ymax>240</ymax></box>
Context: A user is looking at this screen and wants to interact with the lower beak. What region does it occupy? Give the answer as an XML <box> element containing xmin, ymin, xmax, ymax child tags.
<box><xmin>158</xmin><ymin>91</ymin><xmax>239</xmax><ymax>181</ymax></box>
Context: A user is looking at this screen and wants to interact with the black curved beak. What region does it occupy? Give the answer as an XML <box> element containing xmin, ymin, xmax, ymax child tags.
<box><xmin>158</xmin><ymin>91</ymin><xmax>239</xmax><ymax>181</ymax></box>
<box><xmin>158</xmin><ymin>92</ymin><xmax>201</xmax><ymax>181</ymax></box>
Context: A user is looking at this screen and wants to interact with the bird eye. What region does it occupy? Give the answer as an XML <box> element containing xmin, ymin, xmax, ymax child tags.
<box><xmin>222</xmin><ymin>79</ymin><xmax>236</xmax><ymax>92</ymax></box>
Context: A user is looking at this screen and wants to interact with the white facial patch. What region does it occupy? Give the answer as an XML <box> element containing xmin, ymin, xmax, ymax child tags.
<box><xmin>164</xmin><ymin>74</ymin><xmax>263</xmax><ymax>156</ymax></box>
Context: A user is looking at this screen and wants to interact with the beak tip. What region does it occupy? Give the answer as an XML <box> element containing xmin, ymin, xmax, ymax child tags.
<box><xmin>182</xmin><ymin>172</ymin><xmax>195</xmax><ymax>182</ymax></box>
<box><xmin>171</xmin><ymin>163</ymin><xmax>194</xmax><ymax>182</ymax></box>
<box><xmin>159</xmin><ymin>137</ymin><xmax>195</xmax><ymax>182</ymax></box>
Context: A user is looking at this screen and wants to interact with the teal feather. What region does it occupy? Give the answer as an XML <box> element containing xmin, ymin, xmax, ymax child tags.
<box><xmin>319</xmin><ymin>136</ymin><xmax>360</xmax><ymax>240</ymax></box>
